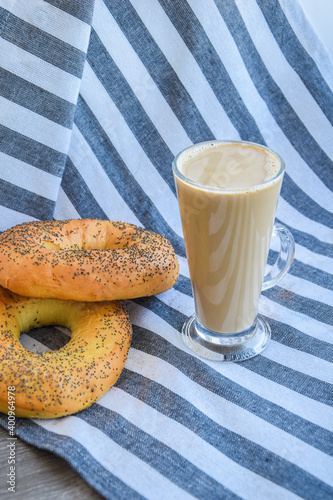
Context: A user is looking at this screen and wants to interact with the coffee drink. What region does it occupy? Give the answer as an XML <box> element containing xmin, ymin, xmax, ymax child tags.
<box><xmin>174</xmin><ymin>142</ymin><xmax>283</xmax><ymax>334</ymax></box>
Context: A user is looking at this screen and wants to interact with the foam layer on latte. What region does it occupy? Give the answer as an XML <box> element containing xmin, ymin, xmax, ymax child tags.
<box><xmin>178</xmin><ymin>142</ymin><xmax>281</xmax><ymax>190</ymax></box>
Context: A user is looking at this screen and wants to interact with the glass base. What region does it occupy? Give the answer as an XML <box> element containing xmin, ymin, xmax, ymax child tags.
<box><xmin>181</xmin><ymin>315</ymin><xmax>271</xmax><ymax>362</ymax></box>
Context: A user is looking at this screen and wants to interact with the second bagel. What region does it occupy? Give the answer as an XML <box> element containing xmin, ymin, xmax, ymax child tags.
<box><xmin>0</xmin><ymin>287</ymin><xmax>132</xmax><ymax>418</ymax></box>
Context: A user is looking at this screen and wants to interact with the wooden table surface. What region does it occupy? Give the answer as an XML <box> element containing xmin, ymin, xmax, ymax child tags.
<box><xmin>0</xmin><ymin>425</ymin><xmax>105</xmax><ymax>499</ymax></box>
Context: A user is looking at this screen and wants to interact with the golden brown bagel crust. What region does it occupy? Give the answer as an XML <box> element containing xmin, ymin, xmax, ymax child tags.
<box><xmin>0</xmin><ymin>287</ymin><xmax>132</xmax><ymax>418</ymax></box>
<box><xmin>0</xmin><ymin>219</ymin><xmax>179</xmax><ymax>301</ymax></box>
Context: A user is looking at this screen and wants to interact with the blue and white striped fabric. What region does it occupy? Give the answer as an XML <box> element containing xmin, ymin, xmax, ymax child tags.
<box><xmin>0</xmin><ymin>0</ymin><xmax>332</xmax><ymax>498</ymax></box>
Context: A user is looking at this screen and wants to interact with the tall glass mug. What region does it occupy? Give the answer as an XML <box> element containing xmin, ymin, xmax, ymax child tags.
<box><xmin>172</xmin><ymin>140</ymin><xmax>295</xmax><ymax>362</ymax></box>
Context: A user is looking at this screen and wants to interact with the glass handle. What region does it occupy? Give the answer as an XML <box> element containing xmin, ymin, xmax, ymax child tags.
<box><xmin>262</xmin><ymin>222</ymin><xmax>295</xmax><ymax>291</ymax></box>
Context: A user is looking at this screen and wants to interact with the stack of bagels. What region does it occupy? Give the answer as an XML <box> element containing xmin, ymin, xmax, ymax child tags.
<box><xmin>0</xmin><ymin>219</ymin><xmax>179</xmax><ymax>418</ymax></box>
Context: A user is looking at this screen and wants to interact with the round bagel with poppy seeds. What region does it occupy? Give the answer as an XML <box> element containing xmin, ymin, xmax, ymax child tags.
<box><xmin>0</xmin><ymin>219</ymin><xmax>179</xmax><ymax>301</ymax></box>
<box><xmin>0</xmin><ymin>287</ymin><xmax>132</xmax><ymax>418</ymax></box>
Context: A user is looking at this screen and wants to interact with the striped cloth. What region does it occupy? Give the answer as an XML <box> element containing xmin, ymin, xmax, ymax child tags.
<box><xmin>0</xmin><ymin>0</ymin><xmax>332</xmax><ymax>498</ymax></box>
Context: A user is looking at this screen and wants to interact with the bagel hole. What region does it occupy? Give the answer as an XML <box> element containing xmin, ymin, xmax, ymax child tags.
<box><xmin>20</xmin><ymin>325</ymin><xmax>72</xmax><ymax>352</ymax></box>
